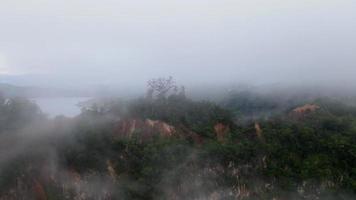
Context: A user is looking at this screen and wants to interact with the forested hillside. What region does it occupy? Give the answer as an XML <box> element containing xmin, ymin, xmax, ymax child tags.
<box><xmin>0</xmin><ymin>82</ymin><xmax>356</xmax><ymax>200</ymax></box>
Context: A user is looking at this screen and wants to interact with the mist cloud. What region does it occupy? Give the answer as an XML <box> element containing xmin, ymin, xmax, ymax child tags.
<box><xmin>0</xmin><ymin>0</ymin><xmax>355</xmax><ymax>88</ymax></box>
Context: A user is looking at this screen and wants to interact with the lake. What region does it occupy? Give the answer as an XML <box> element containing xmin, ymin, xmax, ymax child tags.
<box><xmin>31</xmin><ymin>97</ymin><xmax>91</xmax><ymax>118</ymax></box>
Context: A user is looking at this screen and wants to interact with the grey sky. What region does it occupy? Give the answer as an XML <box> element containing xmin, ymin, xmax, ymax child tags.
<box><xmin>0</xmin><ymin>0</ymin><xmax>355</xmax><ymax>88</ymax></box>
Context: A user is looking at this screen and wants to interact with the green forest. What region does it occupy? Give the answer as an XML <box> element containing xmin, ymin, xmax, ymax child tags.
<box><xmin>0</xmin><ymin>81</ymin><xmax>356</xmax><ymax>200</ymax></box>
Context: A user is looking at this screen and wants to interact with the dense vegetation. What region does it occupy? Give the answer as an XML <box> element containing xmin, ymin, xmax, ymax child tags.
<box><xmin>0</xmin><ymin>86</ymin><xmax>356</xmax><ymax>200</ymax></box>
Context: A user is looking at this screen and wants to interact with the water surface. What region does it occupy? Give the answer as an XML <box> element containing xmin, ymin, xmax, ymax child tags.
<box><xmin>31</xmin><ymin>97</ymin><xmax>91</xmax><ymax>118</ymax></box>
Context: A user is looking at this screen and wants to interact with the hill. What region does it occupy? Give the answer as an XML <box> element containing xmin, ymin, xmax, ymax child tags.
<box><xmin>0</xmin><ymin>83</ymin><xmax>88</xmax><ymax>98</ymax></box>
<box><xmin>0</xmin><ymin>89</ymin><xmax>356</xmax><ymax>199</ymax></box>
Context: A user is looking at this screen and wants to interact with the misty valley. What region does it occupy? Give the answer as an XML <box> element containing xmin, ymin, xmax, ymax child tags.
<box><xmin>31</xmin><ymin>97</ymin><xmax>91</xmax><ymax>118</ymax></box>
<box><xmin>0</xmin><ymin>78</ymin><xmax>356</xmax><ymax>200</ymax></box>
<box><xmin>1</xmin><ymin>0</ymin><xmax>356</xmax><ymax>199</ymax></box>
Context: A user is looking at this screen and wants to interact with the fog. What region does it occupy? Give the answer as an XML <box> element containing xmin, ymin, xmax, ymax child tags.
<box><xmin>0</xmin><ymin>0</ymin><xmax>355</xmax><ymax>90</ymax></box>
<box><xmin>1</xmin><ymin>1</ymin><xmax>356</xmax><ymax>199</ymax></box>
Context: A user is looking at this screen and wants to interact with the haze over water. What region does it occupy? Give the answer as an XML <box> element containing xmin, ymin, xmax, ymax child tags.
<box><xmin>31</xmin><ymin>97</ymin><xmax>90</xmax><ymax>118</ymax></box>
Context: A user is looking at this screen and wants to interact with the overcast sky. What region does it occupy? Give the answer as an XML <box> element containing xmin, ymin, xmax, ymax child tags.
<box><xmin>0</xmin><ymin>0</ymin><xmax>355</xmax><ymax>88</ymax></box>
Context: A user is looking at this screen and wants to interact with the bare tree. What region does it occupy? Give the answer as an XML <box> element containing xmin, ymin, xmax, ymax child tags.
<box><xmin>147</xmin><ymin>76</ymin><xmax>178</xmax><ymax>99</ymax></box>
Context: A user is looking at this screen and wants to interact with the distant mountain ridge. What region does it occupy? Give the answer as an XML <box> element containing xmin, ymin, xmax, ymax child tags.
<box><xmin>0</xmin><ymin>83</ymin><xmax>89</xmax><ymax>98</ymax></box>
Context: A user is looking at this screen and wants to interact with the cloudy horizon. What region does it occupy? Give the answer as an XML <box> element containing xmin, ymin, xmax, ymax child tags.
<box><xmin>0</xmin><ymin>0</ymin><xmax>355</xmax><ymax>88</ymax></box>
